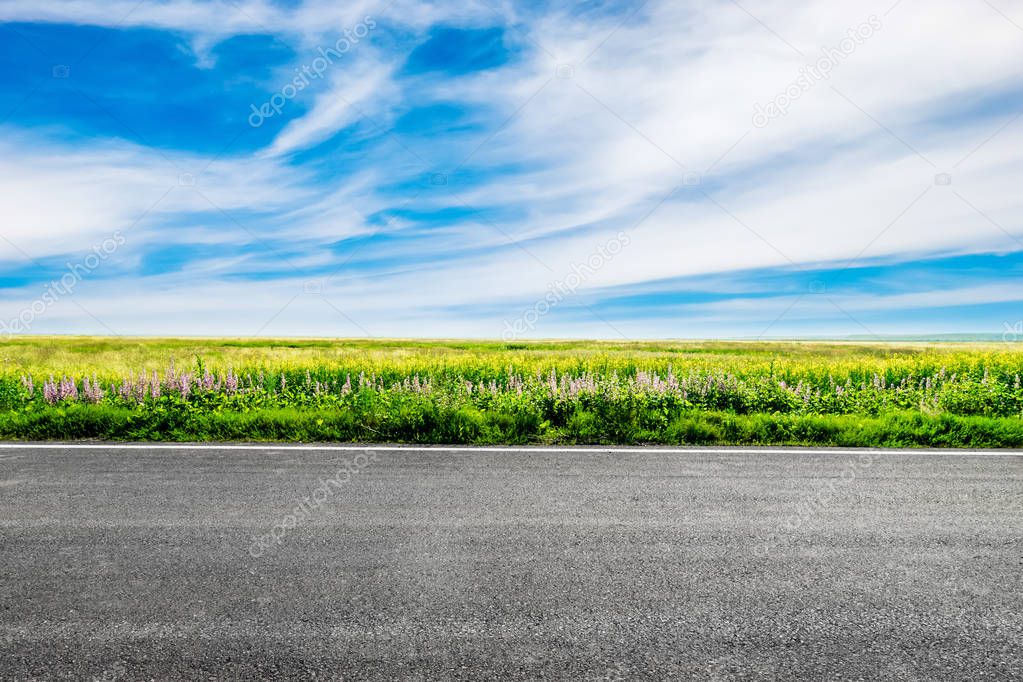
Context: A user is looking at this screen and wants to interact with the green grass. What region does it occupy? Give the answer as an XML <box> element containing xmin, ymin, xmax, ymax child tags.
<box><xmin>1</xmin><ymin>404</ymin><xmax>1020</xmax><ymax>447</ymax></box>
<box><xmin>1</xmin><ymin>336</ymin><xmax>1021</xmax><ymax>446</ymax></box>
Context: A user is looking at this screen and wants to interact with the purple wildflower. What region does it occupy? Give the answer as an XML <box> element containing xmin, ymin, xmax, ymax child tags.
<box><xmin>83</xmin><ymin>374</ymin><xmax>104</xmax><ymax>404</ymax></box>
<box><xmin>225</xmin><ymin>369</ymin><xmax>238</xmax><ymax>396</ymax></box>
<box><xmin>58</xmin><ymin>376</ymin><xmax>78</xmax><ymax>401</ymax></box>
<box><xmin>43</xmin><ymin>376</ymin><xmax>58</xmax><ymax>405</ymax></box>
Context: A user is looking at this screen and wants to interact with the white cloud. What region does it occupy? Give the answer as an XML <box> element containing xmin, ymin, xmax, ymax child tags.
<box><xmin>1</xmin><ymin>0</ymin><xmax>1022</xmax><ymax>336</ymax></box>
<box><xmin>267</xmin><ymin>61</ymin><xmax>397</xmax><ymax>156</ymax></box>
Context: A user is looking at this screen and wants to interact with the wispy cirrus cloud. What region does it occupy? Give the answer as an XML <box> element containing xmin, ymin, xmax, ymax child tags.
<box><xmin>0</xmin><ymin>0</ymin><xmax>1021</xmax><ymax>338</ymax></box>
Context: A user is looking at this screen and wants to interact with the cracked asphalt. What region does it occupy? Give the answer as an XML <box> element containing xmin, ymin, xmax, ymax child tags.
<box><xmin>0</xmin><ymin>445</ymin><xmax>1020</xmax><ymax>680</ymax></box>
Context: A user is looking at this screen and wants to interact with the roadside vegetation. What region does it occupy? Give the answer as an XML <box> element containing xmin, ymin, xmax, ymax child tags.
<box><xmin>1</xmin><ymin>337</ymin><xmax>1021</xmax><ymax>446</ymax></box>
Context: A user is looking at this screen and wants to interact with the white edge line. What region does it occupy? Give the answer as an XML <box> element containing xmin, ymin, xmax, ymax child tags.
<box><xmin>0</xmin><ymin>443</ymin><xmax>1019</xmax><ymax>456</ymax></box>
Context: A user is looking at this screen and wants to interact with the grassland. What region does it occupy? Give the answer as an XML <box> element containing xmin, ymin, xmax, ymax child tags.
<box><xmin>2</xmin><ymin>337</ymin><xmax>1022</xmax><ymax>446</ymax></box>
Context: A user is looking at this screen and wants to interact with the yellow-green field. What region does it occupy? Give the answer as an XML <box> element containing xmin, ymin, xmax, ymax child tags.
<box><xmin>1</xmin><ymin>337</ymin><xmax>1021</xmax><ymax>446</ymax></box>
<box><xmin>2</xmin><ymin>336</ymin><xmax>1016</xmax><ymax>375</ymax></box>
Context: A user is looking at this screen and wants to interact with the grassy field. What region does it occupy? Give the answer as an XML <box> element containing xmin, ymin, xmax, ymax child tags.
<box><xmin>1</xmin><ymin>336</ymin><xmax>1022</xmax><ymax>446</ymax></box>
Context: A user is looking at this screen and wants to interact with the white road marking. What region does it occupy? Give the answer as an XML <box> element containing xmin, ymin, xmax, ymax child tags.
<box><xmin>0</xmin><ymin>443</ymin><xmax>1018</xmax><ymax>456</ymax></box>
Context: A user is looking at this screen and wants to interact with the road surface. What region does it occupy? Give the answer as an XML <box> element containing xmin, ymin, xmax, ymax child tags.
<box><xmin>0</xmin><ymin>444</ymin><xmax>1020</xmax><ymax>680</ymax></box>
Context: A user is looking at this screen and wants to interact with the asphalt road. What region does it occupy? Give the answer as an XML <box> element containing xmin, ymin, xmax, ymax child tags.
<box><xmin>0</xmin><ymin>445</ymin><xmax>1020</xmax><ymax>680</ymax></box>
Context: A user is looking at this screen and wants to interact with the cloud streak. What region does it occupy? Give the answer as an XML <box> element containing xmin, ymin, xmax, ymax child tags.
<box><xmin>0</xmin><ymin>0</ymin><xmax>1021</xmax><ymax>338</ymax></box>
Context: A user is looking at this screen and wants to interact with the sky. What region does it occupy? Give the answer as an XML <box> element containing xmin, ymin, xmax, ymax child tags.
<box><xmin>0</xmin><ymin>0</ymin><xmax>1022</xmax><ymax>340</ymax></box>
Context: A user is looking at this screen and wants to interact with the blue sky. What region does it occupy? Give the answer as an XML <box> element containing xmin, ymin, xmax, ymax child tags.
<box><xmin>0</xmin><ymin>0</ymin><xmax>1022</xmax><ymax>339</ymax></box>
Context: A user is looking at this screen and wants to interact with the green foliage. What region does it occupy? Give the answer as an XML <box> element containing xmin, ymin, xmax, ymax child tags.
<box><xmin>1</xmin><ymin>337</ymin><xmax>1021</xmax><ymax>445</ymax></box>
<box><xmin>0</xmin><ymin>404</ymin><xmax>1020</xmax><ymax>447</ymax></box>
